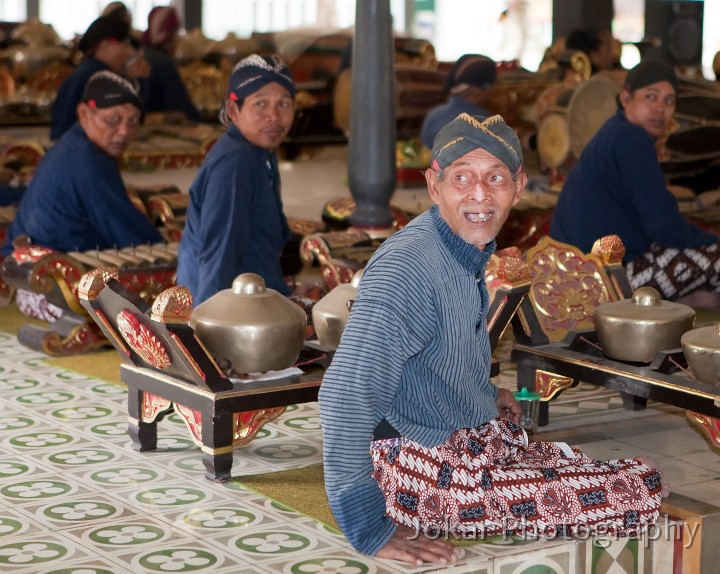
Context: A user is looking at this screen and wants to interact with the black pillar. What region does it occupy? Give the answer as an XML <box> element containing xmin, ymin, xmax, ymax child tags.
<box><xmin>182</xmin><ymin>0</ymin><xmax>203</xmax><ymax>32</ymax></box>
<box><xmin>27</xmin><ymin>0</ymin><xmax>39</xmax><ymax>20</ymax></box>
<box><xmin>552</xmin><ymin>0</ymin><xmax>614</xmax><ymax>40</ymax></box>
<box><xmin>348</xmin><ymin>0</ymin><xmax>396</xmax><ymax>228</ymax></box>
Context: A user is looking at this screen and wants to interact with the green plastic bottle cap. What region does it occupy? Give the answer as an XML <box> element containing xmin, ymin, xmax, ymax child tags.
<box><xmin>514</xmin><ymin>387</ymin><xmax>541</xmax><ymax>400</ymax></box>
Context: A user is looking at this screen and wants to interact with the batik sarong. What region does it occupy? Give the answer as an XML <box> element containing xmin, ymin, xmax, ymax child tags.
<box><xmin>627</xmin><ymin>242</ymin><xmax>720</xmax><ymax>300</ymax></box>
<box><xmin>370</xmin><ymin>418</ymin><xmax>663</xmax><ymax>540</ymax></box>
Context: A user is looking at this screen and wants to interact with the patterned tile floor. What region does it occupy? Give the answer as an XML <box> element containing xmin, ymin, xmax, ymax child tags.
<box><xmin>2</xmin><ymin>327</ymin><xmax>719</xmax><ymax>573</ymax></box>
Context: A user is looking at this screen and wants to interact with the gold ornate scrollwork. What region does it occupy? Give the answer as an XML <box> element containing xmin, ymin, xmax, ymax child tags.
<box><xmin>40</xmin><ymin>323</ymin><xmax>109</xmax><ymax>356</ymax></box>
<box><xmin>117</xmin><ymin>310</ymin><xmax>172</xmax><ymax>369</ymax></box>
<box><xmin>233</xmin><ymin>407</ymin><xmax>287</xmax><ymax>445</ymax></box>
<box><xmin>536</xmin><ymin>369</ymin><xmax>575</xmax><ymax>400</ymax></box>
<box><xmin>525</xmin><ymin>236</ymin><xmax>614</xmax><ymax>341</ymax></box>
<box><xmin>686</xmin><ymin>411</ymin><xmax>720</xmax><ymax>450</ymax></box>
<box><xmin>77</xmin><ymin>267</ymin><xmax>120</xmax><ymax>301</ymax></box>
<box><xmin>141</xmin><ymin>393</ymin><xmax>172</xmax><ymax>422</ymax></box>
<box><xmin>151</xmin><ymin>286</ymin><xmax>193</xmax><ymax>324</ymax></box>
<box><xmin>174</xmin><ymin>403</ymin><xmax>203</xmax><ymax>447</ymax></box>
<box><xmin>569</xmin><ymin>50</ymin><xmax>591</xmax><ymax>82</ymax></box>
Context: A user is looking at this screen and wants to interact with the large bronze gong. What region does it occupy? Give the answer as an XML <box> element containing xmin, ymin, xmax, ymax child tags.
<box><xmin>536</xmin><ymin>74</ymin><xmax>620</xmax><ymax>170</ymax></box>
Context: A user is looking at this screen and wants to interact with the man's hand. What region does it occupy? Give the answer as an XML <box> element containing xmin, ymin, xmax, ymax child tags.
<box><xmin>496</xmin><ymin>388</ymin><xmax>522</xmax><ymax>423</ymax></box>
<box><xmin>375</xmin><ymin>525</ymin><xmax>460</xmax><ymax>566</ymax></box>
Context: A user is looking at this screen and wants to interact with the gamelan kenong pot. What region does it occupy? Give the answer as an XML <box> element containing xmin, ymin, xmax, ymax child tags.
<box><xmin>311</xmin><ymin>269</ymin><xmax>363</xmax><ymax>350</ymax></box>
<box><xmin>594</xmin><ymin>286</ymin><xmax>695</xmax><ymax>363</ymax></box>
<box><xmin>191</xmin><ymin>273</ymin><xmax>307</xmax><ymax>374</ymax></box>
<box><xmin>681</xmin><ymin>322</ymin><xmax>720</xmax><ymax>386</ymax></box>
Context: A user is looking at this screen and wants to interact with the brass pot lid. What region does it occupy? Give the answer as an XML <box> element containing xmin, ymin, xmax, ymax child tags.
<box><xmin>681</xmin><ymin>322</ymin><xmax>720</xmax><ymax>353</ymax></box>
<box><xmin>191</xmin><ymin>273</ymin><xmax>306</xmax><ymax>327</ymax></box>
<box><xmin>595</xmin><ymin>286</ymin><xmax>695</xmax><ymax>325</ymax></box>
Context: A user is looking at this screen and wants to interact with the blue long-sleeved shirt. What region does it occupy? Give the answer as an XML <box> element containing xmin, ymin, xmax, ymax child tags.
<box><xmin>420</xmin><ymin>97</ymin><xmax>491</xmax><ymax>149</ymax></box>
<box><xmin>550</xmin><ymin>110</ymin><xmax>717</xmax><ymax>263</ymax></box>
<box><xmin>318</xmin><ymin>205</ymin><xmax>500</xmax><ymax>555</ymax></box>
<box><xmin>143</xmin><ymin>45</ymin><xmax>201</xmax><ymax>121</ymax></box>
<box><xmin>176</xmin><ymin>124</ymin><xmax>292</xmax><ymax>304</ymax></box>
<box><xmin>1</xmin><ymin>124</ymin><xmax>163</xmax><ymax>256</ymax></box>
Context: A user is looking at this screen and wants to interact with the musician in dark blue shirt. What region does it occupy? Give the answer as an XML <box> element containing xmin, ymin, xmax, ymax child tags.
<box><xmin>3</xmin><ymin>71</ymin><xmax>162</xmax><ymax>256</ymax></box>
<box><xmin>177</xmin><ymin>54</ymin><xmax>296</xmax><ymax>304</ymax></box>
<box><xmin>51</xmin><ymin>16</ymin><xmax>150</xmax><ymax>141</ymax></box>
<box><xmin>550</xmin><ymin>61</ymin><xmax>720</xmax><ymax>306</ymax></box>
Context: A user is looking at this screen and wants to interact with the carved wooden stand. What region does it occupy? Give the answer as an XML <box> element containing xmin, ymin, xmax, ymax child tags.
<box><xmin>511</xmin><ymin>235</ymin><xmax>720</xmax><ymax>449</ymax></box>
<box><xmin>78</xmin><ymin>268</ymin><xmax>324</xmax><ymax>481</ymax></box>
<box><xmin>2</xmin><ymin>245</ymin><xmax>177</xmax><ymax>356</ymax></box>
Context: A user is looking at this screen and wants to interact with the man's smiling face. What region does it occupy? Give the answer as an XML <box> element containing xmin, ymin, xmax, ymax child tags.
<box><xmin>425</xmin><ymin>147</ymin><xmax>526</xmax><ymax>250</ymax></box>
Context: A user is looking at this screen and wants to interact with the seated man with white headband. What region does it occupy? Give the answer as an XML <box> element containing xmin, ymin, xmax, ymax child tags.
<box><xmin>319</xmin><ymin>113</ymin><xmax>669</xmax><ymax>566</ymax></box>
<box><xmin>177</xmin><ymin>54</ymin><xmax>297</xmax><ymax>305</ymax></box>
<box><xmin>2</xmin><ymin>70</ymin><xmax>163</xmax><ymax>257</ymax></box>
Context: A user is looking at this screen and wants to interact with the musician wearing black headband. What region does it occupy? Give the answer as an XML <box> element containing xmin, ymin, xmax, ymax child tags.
<box><xmin>177</xmin><ymin>54</ymin><xmax>297</xmax><ymax>305</ymax></box>
<box><xmin>551</xmin><ymin>60</ymin><xmax>720</xmax><ymax>307</ymax></box>
<box><xmin>320</xmin><ymin>113</ymin><xmax>668</xmax><ymax>566</ymax></box>
<box><xmin>51</xmin><ymin>15</ymin><xmax>150</xmax><ymax>141</ymax></box>
<box><xmin>2</xmin><ymin>70</ymin><xmax>162</xmax><ymax>257</ymax></box>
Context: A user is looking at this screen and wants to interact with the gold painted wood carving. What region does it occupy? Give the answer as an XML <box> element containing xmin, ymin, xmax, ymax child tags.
<box><xmin>77</xmin><ymin>267</ymin><xmax>120</xmax><ymax>301</ymax></box>
<box><xmin>535</xmin><ymin>369</ymin><xmax>576</xmax><ymax>400</ymax></box>
<box><xmin>525</xmin><ymin>236</ymin><xmax>617</xmax><ymax>342</ymax></box>
<box><xmin>175</xmin><ymin>403</ymin><xmax>203</xmax><ymax>446</ymax></box>
<box><xmin>686</xmin><ymin>411</ymin><xmax>720</xmax><ymax>450</ymax></box>
<box><xmin>233</xmin><ymin>407</ymin><xmax>287</xmax><ymax>446</ymax></box>
<box><xmin>141</xmin><ymin>393</ymin><xmax>172</xmax><ymax>423</ymax></box>
<box><xmin>151</xmin><ymin>286</ymin><xmax>193</xmax><ymax>324</ymax></box>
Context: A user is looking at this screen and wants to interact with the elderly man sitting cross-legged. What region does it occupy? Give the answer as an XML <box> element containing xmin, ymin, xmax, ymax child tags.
<box><xmin>319</xmin><ymin>113</ymin><xmax>669</xmax><ymax>567</ymax></box>
<box><xmin>2</xmin><ymin>70</ymin><xmax>163</xmax><ymax>258</ymax></box>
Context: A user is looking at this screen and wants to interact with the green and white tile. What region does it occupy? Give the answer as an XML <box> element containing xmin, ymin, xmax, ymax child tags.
<box><xmin>14</xmin><ymin>493</ymin><xmax>146</xmax><ymax>529</ymax></box>
<box><xmin>0</xmin><ymin>324</ymin><xmax>716</xmax><ymax>573</ymax></box>
<box><xmin>0</xmin><ymin>531</ymin><xmax>105</xmax><ymax>573</ymax></box>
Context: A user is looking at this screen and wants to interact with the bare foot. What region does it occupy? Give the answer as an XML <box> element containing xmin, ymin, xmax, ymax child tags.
<box><xmin>636</xmin><ymin>455</ymin><xmax>671</xmax><ymax>498</ymax></box>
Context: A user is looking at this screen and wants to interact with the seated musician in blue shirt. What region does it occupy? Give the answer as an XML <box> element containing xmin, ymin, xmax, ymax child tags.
<box><xmin>1</xmin><ymin>70</ymin><xmax>163</xmax><ymax>257</ymax></box>
<box><xmin>320</xmin><ymin>113</ymin><xmax>669</xmax><ymax>566</ymax></box>
<box><xmin>51</xmin><ymin>16</ymin><xmax>150</xmax><ymax>142</ymax></box>
<box><xmin>550</xmin><ymin>61</ymin><xmax>720</xmax><ymax>307</ymax></box>
<box><xmin>176</xmin><ymin>54</ymin><xmax>296</xmax><ymax>305</ymax></box>
<box><xmin>420</xmin><ymin>54</ymin><xmax>498</xmax><ymax>150</ymax></box>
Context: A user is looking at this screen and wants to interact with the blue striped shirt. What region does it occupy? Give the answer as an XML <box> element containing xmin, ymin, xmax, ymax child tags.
<box><xmin>318</xmin><ymin>205</ymin><xmax>499</xmax><ymax>555</ymax></box>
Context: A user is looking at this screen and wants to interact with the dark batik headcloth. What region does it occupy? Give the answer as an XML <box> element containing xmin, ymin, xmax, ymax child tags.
<box><xmin>430</xmin><ymin>113</ymin><xmax>523</xmax><ymax>175</ymax></box>
<box><xmin>227</xmin><ymin>54</ymin><xmax>296</xmax><ymax>101</ymax></box>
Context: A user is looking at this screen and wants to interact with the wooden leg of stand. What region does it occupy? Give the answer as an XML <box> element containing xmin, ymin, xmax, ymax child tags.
<box><xmin>621</xmin><ymin>391</ymin><xmax>647</xmax><ymax>411</ymax></box>
<box><xmin>127</xmin><ymin>388</ymin><xmax>158</xmax><ymax>451</ymax></box>
<box><xmin>201</xmin><ymin>411</ymin><xmax>234</xmax><ymax>482</ymax></box>
<box><xmin>539</xmin><ymin>401</ymin><xmax>550</xmax><ymax>427</ymax></box>
<box><xmin>129</xmin><ymin>420</ymin><xmax>158</xmax><ymax>452</ymax></box>
<box><xmin>202</xmin><ymin>451</ymin><xmax>234</xmax><ymax>483</ymax></box>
